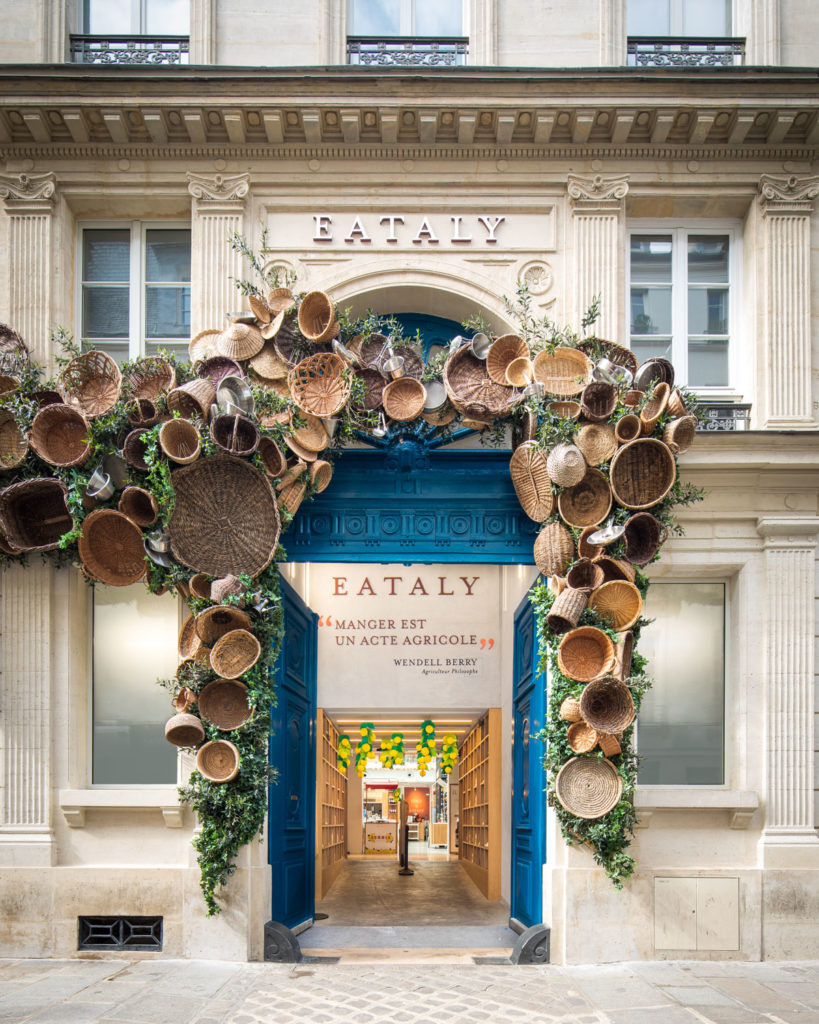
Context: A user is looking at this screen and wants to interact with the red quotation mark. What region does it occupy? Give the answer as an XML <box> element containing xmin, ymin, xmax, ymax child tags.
<box><xmin>479</xmin><ymin>638</ymin><xmax>495</xmax><ymax>650</ymax></box>
<box><xmin>318</xmin><ymin>615</ymin><xmax>332</xmax><ymax>627</ymax></box>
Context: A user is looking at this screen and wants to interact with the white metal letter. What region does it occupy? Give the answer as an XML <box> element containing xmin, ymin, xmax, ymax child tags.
<box><xmin>477</xmin><ymin>215</ymin><xmax>505</xmax><ymax>243</ymax></box>
<box><xmin>380</xmin><ymin>215</ymin><xmax>405</xmax><ymax>242</ymax></box>
<box><xmin>412</xmin><ymin>216</ymin><xmax>440</xmax><ymax>245</ymax></box>
<box><xmin>313</xmin><ymin>214</ymin><xmax>333</xmax><ymax>241</ymax></box>
<box><xmin>344</xmin><ymin>215</ymin><xmax>372</xmax><ymax>244</ymax></box>
<box><xmin>450</xmin><ymin>216</ymin><xmax>472</xmax><ymax>243</ymax></box>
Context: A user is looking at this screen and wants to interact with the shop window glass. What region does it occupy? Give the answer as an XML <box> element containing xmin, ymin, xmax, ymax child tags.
<box><xmin>637</xmin><ymin>582</ymin><xmax>725</xmax><ymax>785</ymax></box>
<box><xmin>92</xmin><ymin>583</ymin><xmax>178</xmax><ymax>785</ymax></box>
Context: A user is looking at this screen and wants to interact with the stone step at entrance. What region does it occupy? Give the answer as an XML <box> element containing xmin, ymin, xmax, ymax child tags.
<box><xmin>300</xmin><ymin>924</ymin><xmax>517</xmax><ymax>949</ymax></box>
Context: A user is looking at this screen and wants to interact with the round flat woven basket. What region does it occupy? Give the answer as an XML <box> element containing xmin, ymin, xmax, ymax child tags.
<box><xmin>123</xmin><ymin>428</ymin><xmax>150</xmax><ymax>471</ymax></box>
<box><xmin>165</xmin><ymin>713</ymin><xmax>205</xmax><ymax>748</ymax></box>
<box><xmin>198</xmin><ymin>679</ymin><xmax>251</xmax><ymax>731</ymax></box>
<box><xmin>545</xmin><ymin>587</ymin><xmax>588</xmax><ymax>634</ymax></box>
<box><xmin>567</xmin><ymin>721</ymin><xmax>598</xmax><ymax>754</ymax></box>
<box><xmin>284</xmin><ymin>435</ymin><xmax>317</xmax><ymax>463</ymax></box>
<box><xmin>189</xmin><ymin>329</ymin><xmax>220</xmax><ymax>363</ymax></box>
<box><xmin>248</xmin><ymin>342</ymin><xmax>289</xmax><ymax>381</ymax></box>
<box><xmin>168</xmin><ymin>454</ymin><xmax>281</xmax><ymax>577</ymax></box>
<box><xmin>579</xmin><ymin>678</ymin><xmax>636</xmax><ymax>733</ymax></box>
<box><xmin>578</xmin><ymin>337</ymin><xmax>638</xmax><ymax>375</ymax></box>
<box><xmin>210</xmin><ymin>413</ymin><xmax>260</xmax><ymax>457</ymax></box>
<box><xmin>557</xmin><ymin>468</ymin><xmax>612</xmax><ymax>529</ymax></box>
<box><xmin>565</xmin><ymin>558</ymin><xmax>605</xmax><ymax>594</ymax></box>
<box><xmin>0</xmin><ymin>410</ymin><xmax>27</xmax><ymax>470</ymax></box>
<box><xmin>588</xmin><ymin>580</ymin><xmax>643</xmax><ymax>631</ymax></box>
<box><xmin>577</xmin><ymin>525</ymin><xmax>604</xmax><ymax>561</ymax></box>
<box><xmin>623</xmin><ymin>512</ymin><xmax>666</xmax><ymax>566</ymax></box>
<box><xmin>60</xmin><ymin>350</ymin><xmax>121</xmax><ymax>418</ymax></box>
<box><xmin>534</xmin><ymin>521</ymin><xmax>575</xmax><ymax>577</ymax></box>
<box><xmin>663</xmin><ymin>415</ymin><xmax>697</xmax><ymax>454</ymax></box>
<box><xmin>532</xmin><ymin>347</ymin><xmax>592</xmax><ymax>396</ymax></box>
<box><xmin>118</xmin><ymin>486</ymin><xmax>158</xmax><ymax>527</ymax></box>
<box><xmin>580</xmin><ymin>381</ymin><xmax>618</xmax><ymax>422</ymax></box>
<box><xmin>297</xmin><ymin>291</ymin><xmax>336</xmax><ymax>343</ymax></box>
<box><xmin>359</xmin><ymin>368</ymin><xmax>387</xmax><ymax>410</ymax></box>
<box><xmin>383</xmin><ymin>377</ymin><xmax>426</xmax><ymax>422</ymax></box>
<box><xmin>609</xmin><ymin>438</ymin><xmax>676</xmax><ymax>510</ymax></box>
<box><xmin>210</xmin><ymin>628</ymin><xmax>261</xmax><ymax>679</ymax></box>
<box><xmin>486</xmin><ymin>335</ymin><xmax>529</xmax><ymax>386</ymax></box>
<box><xmin>125</xmin><ymin>356</ymin><xmax>176</xmax><ymax>401</ymax></box>
<box><xmin>546</xmin><ymin>443</ymin><xmax>586</xmax><ymax>487</ymax></box>
<box><xmin>195</xmin><ymin>604</ymin><xmax>252</xmax><ymax>644</ymax></box>
<box><xmin>555</xmin><ymin>756</ymin><xmax>623</xmax><ymax>819</ymax></box>
<box><xmin>559</xmin><ymin>696</ymin><xmax>582</xmax><ymax>723</ymax></box>
<box><xmin>575</xmin><ymin>422</ymin><xmax>617</xmax><ymax>466</ymax></box>
<box><xmin>257</xmin><ymin>437</ymin><xmax>287</xmax><ymax>479</ymax></box>
<box><xmin>292</xmin><ymin>415</ymin><xmax>329</xmax><ymax>454</ymax></box>
<box><xmin>557</xmin><ymin>626</ymin><xmax>615</xmax><ymax>682</ymax></box>
<box><xmin>196</xmin><ymin>739</ymin><xmax>240</xmax><ymax>782</ymax></box>
<box><xmin>216</xmin><ymin>322</ymin><xmax>265</xmax><ymax>362</ymax></box>
<box><xmin>196</xmin><ymin>356</ymin><xmax>244</xmax><ymax>387</ymax></box>
<box><xmin>167</xmin><ymin>378</ymin><xmax>216</xmax><ymax>422</ymax></box>
<box><xmin>443</xmin><ymin>345</ymin><xmax>515</xmax><ymax>419</ymax></box>
<box><xmin>289</xmin><ymin>353</ymin><xmax>350</xmax><ymax>418</ymax></box>
<box><xmin>159</xmin><ymin>418</ymin><xmax>201</xmax><ymax>465</ymax></box>
<box><xmin>30</xmin><ymin>404</ymin><xmax>91</xmax><ymax>468</ymax></box>
<box><xmin>0</xmin><ymin>477</ymin><xmax>71</xmax><ymax>552</ymax></box>
<box><xmin>614</xmin><ymin>414</ymin><xmax>641</xmax><ymax>445</ymax></box>
<box><xmin>78</xmin><ymin>509</ymin><xmax>146</xmax><ymax>586</ymax></box>
<box><xmin>640</xmin><ymin>381</ymin><xmax>670</xmax><ymax>434</ymax></box>
<box><xmin>509</xmin><ymin>441</ymin><xmax>553</xmax><ymax>522</ymax></box>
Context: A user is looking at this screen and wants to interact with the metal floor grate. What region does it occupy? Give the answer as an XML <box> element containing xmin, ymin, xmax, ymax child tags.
<box><xmin>78</xmin><ymin>916</ymin><xmax>163</xmax><ymax>951</ymax></box>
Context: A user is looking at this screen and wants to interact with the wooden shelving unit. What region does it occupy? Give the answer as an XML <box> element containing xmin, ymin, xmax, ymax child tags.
<box><xmin>457</xmin><ymin>708</ymin><xmax>501</xmax><ymax>900</ymax></box>
<box><xmin>315</xmin><ymin>710</ymin><xmax>347</xmax><ymax>899</ymax></box>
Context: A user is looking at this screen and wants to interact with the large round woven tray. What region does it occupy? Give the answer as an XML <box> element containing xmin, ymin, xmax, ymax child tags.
<box><xmin>609</xmin><ymin>438</ymin><xmax>676</xmax><ymax>510</ymax></box>
<box><xmin>557</xmin><ymin>626</ymin><xmax>615</xmax><ymax>682</ymax></box>
<box><xmin>588</xmin><ymin>580</ymin><xmax>643</xmax><ymax>631</ymax></box>
<box><xmin>195</xmin><ymin>604</ymin><xmax>252</xmax><ymax>644</ymax></box>
<box><xmin>60</xmin><ymin>350</ymin><xmax>121</xmax><ymax>418</ymax></box>
<box><xmin>555</xmin><ymin>756</ymin><xmax>623</xmax><ymax>819</ymax></box>
<box><xmin>383</xmin><ymin>377</ymin><xmax>426</xmax><ymax>422</ymax></box>
<box><xmin>78</xmin><ymin>509</ymin><xmax>146</xmax><ymax>586</ymax></box>
<box><xmin>30</xmin><ymin>404</ymin><xmax>91</xmax><ymax>468</ymax></box>
<box><xmin>196</xmin><ymin>739</ymin><xmax>240</xmax><ymax>782</ymax></box>
<box><xmin>125</xmin><ymin>356</ymin><xmax>176</xmax><ymax>401</ymax></box>
<box><xmin>289</xmin><ymin>353</ymin><xmax>350</xmax><ymax>418</ymax></box>
<box><xmin>0</xmin><ymin>477</ymin><xmax>71</xmax><ymax>552</ymax></box>
<box><xmin>534</xmin><ymin>521</ymin><xmax>575</xmax><ymax>578</ymax></box>
<box><xmin>198</xmin><ymin>679</ymin><xmax>251</xmax><ymax>731</ymax></box>
<box><xmin>0</xmin><ymin>410</ymin><xmax>27</xmax><ymax>470</ymax></box>
<box><xmin>579</xmin><ymin>678</ymin><xmax>636</xmax><ymax>733</ymax></box>
<box><xmin>509</xmin><ymin>441</ymin><xmax>553</xmax><ymax>522</ymax></box>
<box><xmin>165</xmin><ymin>713</ymin><xmax>205</xmax><ymax>748</ymax></box>
<box><xmin>443</xmin><ymin>344</ymin><xmax>514</xmax><ymax>419</ymax></box>
<box><xmin>557</xmin><ymin>468</ymin><xmax>612</xmax><ymax>529</ymax></box>
<box><xmin>210</xmin><ymin>628</ymin><xmax>261</xmax><ymax>679</ymax></box>
<box><xmin>532</xmin><ymin>347</ymin><xmax>592</xmax><ymax>396</ymax></box>
<box><xmin>168</xmin><ymin>454</ymin><xmax>281</xmax><ymax>577</ymax></box>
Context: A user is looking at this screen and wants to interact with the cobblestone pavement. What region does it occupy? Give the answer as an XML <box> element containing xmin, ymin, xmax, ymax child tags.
<box><xmin>1</xmin><ymin>958</ymin><xmax>819</xmax><ymax>1024</ymax></box>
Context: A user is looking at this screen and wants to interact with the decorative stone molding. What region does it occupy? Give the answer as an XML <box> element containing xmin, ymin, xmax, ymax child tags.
<box><xmin>568</xmin><ymin>173</ymin><xmax>629</xmax><ymax>209</ymax></box>
<box><xmin>758</xmin><ymin>173</ymin><xmax>819</xmax><ymax>210</ymax></box>
<box><xmin>634</xmin><ymin>789</ymin><xmax>759</xmax><ymax>830</ymax></box>
<box><xmin>187</xmin><ymin>172</ymin><xmax>250</xmax><ymax>203</ymax></box>
<box><xmin>0</xmin><ymin>172</ymin><xmax>56</xmax><ymax>205</ymax></box>
<box><xmin>59</xmin><ymin>789</ymin><xmax>184</xmax><ymax>829</ymax></box>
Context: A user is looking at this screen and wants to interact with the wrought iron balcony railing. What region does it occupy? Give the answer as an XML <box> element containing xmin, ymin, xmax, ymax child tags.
<box><xmin>627</xmin><ymin>36</ymin><xmax>745</xmax><ymax>67</ymax></box>
<box><xmin>697</xmin><ymin>402</ymin><xmax>751</xmax><ymax>431</ymax></box>
<box><xmin>347</xmin><ymin>36</ymin><xmax>468</xmax><ymax>67</ymax></box>
<box><xmin>70</xmin><ymin>35</ymin><xmax>189</xmax><ymax>65</ymax></box>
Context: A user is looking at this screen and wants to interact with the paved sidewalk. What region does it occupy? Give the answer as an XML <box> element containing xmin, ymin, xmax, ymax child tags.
<box><xmin>1</xmin><ymin>958</ymin><xmax>819</xmax><ymax>1024</ymax></box>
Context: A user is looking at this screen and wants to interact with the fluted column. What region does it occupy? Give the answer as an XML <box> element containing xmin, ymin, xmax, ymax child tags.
<box><xmin>757</xmin><ymin>174</ymin><xmax>819</xmax><ymax>429</ymax></box>
<box><xmin>757</xmin><ymin>517</ymin><xmax>819</xmax><ymax>862</ymax></box>
<box><xmin>187</xmin><ymin>173</ymin><xmax>250</xmax><ymax>336</ymax></box>
<box><xmin>0</xmin><ymin>173</ymin><xmax>57</xmax><ymax>364</ymax></box>
<box><xmin>0</xmin><ymin>562</ymin><xmax>55</xmax><ymax>866</ymax></box>
<box><xmin>190</xmin><ymin>0</ymin><xmax>216</xmax><ymax>64</ymax></box>
<box><xmin>567</xmin><ymin>174</ymin><xmax>629</xmax><ymax>340</ymax></box>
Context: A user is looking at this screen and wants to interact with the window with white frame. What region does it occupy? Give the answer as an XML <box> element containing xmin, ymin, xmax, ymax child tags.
<box><xmin>628</xmin><ymin>225</ymin><xmax>737</xmax><ymax>390</ymax></box>
<box><xmin>349</xmin><ymin>0</ymin><xmax>464</xmax><ymax>36</ymax></box>
<box><xmin>627</xmin><ymin>0</ymin><xmax>731</xmax><ymax>36</ymax></box>
<box><xmin>83</xmin><ymin>0</ymin><xmax>189</xmax><ymax>34</ymax></box>
<box><xmin>92</xmin><ymin>582</ymin><xmax>179</xmax><ymax>785</ymax></box>
<box><xmin>637</xmin><ymin>582</ymin><xmax>726</xmax><ymax>786</ymax></box>
<box><xmin>80</xmin><ymin>224</ymin><xmax>191</xmax><ymax>364</ymax></box>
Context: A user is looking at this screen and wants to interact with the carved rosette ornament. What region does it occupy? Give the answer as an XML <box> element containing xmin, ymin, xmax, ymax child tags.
<box><xmin>186</xmin><ymin>172</ymin><xmax>250</xmax><ymax>203</ymax></box>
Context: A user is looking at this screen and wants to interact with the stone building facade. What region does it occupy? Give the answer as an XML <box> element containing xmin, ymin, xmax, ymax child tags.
<box><xmin>0</xmin><ymin>0</ymin><xmax>818</xmax><ymax>964</ymax></box>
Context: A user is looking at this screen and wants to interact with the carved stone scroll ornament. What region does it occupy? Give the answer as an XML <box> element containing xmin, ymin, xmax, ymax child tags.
<box><xmin>567</xmin><ymin>173</ymin><xmax>629</xmax><ymax>206</ymax></box>
<box><xmin>187</xmin><ymin>172</ymin><xmax>250</xmax><ymax>202</ymax></box>
<box><xmin>758</xmin><ymin>174</ymin><xmax>819</xmax><ymax>210</ymax></box>
<box><xmin>0</xmin><ymin>172</ymin><xmax>56</xmax><ymax>204</ymax></box>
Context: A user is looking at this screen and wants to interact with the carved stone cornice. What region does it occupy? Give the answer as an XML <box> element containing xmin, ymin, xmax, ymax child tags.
<box><xmin>567</xmin><ymin>173</ymin><xmax>629</xmax><ymax>213</ymax></box>
<box><xmin>0</xmin><ymin>172</ymin><xmax>56</xmax><ymax>209</ymax></box>
<box><xmin>758</xmin><ymin>173</ymin><xmax>819</xmax><ymax>213</ymax></box>
<box><xmin>187</xmin><ymin>171</ymin><xmax>249</xmax><ymax>204</ymax></box>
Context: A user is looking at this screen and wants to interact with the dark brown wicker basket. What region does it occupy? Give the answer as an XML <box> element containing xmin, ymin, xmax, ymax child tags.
<box><xmin>78</xmin><ymin>509</ymin><xmax>146</xmax><ymax>586</ymax></box>
<box><xmin>623</xmin><ymin>512</ymin><xmax>666</xmax><ymax>566</ymax></box>
<box><xmin>210</xmin><ymin>628</ymin><xmax>262</xmax><ymax>679</ymax></box>
<box><xmin>210</xmin><ymin>414</ymin><xmax>260</xmax><ymax>456</ymax></box>
<box><xmin>0</xmin><ymin>477</ymin><xmax>71</xmax><ymax>552</ymax></box>
<box><xmin>443</xmin><ymin>345</ymin><xmax>514</xmax><ymax>419</ymax></box>
<box><xmin>60</xmin><ymin>350</ymin><xmax>121</xmax><ymax>418</ymax></box>
<box><xmin>125</xmin><ymin>356</ymin><xmax>176</xmax><ymax>401</ymax></box>
<box><xmin>613</xmin><ymin>630</ymin><xmax>634</xmax><ymax>682</ymax></box>
<box><xmin>189</xmin><ymin>573</ymin><xmax>212</xmax><ymax>601</ymax></box>
<box><xmin>557</xmin><ymin>468</ymin><xmax>612</xmax><ymax>529</ymax></box>
<box><xmin>118</xmin><ymin>486</ymin><xmax>158</xmax><ymax>527</ymax></box>
<box><xmin>168</xmin><ymin>455</ymin><xmax>281</xmax><ymax>577</ymax></box>
<box><xmin>509</xmin><ymin>441</ymin><xmax>553</xmax><ymax>522</ymax></box>
<box><xmin>558</xmin><ymin>626</ymin><xmax>615</xmax><ymax>682</ymax></box>
<box><xmin>609</xmin><ymin>439</ymin><xmax>676</xmax><ymax>510</ymax></box>
<box><xmin>534</xmin><ymin>521</ymin><xmax>575</xmax><ymax>577</ymax></box>
<box><xmin>30</xmin><ymin>404</ymin><xmax>91</xmax><ymax>468</ymax></box>
<box><xmin>123</xmin><ymin>428</ymin><xmax>151</xmax><ymax>471</ymax></box>
<box><xmin>565</xmin><ymin>558</ymin><xmax>605</xmax><ymax>593</ymax></box>
<box><xmin>195</xmin><ymin>604</ymin><xmax>252</xmax><ymax>644</ymax></box>
<box><xmin>577</xmin><ymin>338</ymin><xmax>638</xmax><ymax>375</ymax></box>
<box><xmin>165</xmin><ymin>713</ymin><xmax>205</xmax><ymax>748</ymax></box>
<box><xmin>359</xmin><ymin>367</ymin><xmax>388</xmax><ymax>410</ymax></box>
<box><xmin>593</xmin><ymin>556</ymin><xmax>636</xmax><ymax>584</ymax></box>
<box><xmin>577</xmin><ymin>525</ymin><xmax>605</xmax><ymax>561</ymax></box>
<box><xmin>198</xmin><ymin>679</ymin><xmax>251</xmax><ymax>730</ymax></box>
<box><xmin>545</xmin><ymin>586</ymin><xmax>588</xmax><ymax>634</ymax></box>
<box><xmin>0</xmin><ymin>410</ymin><xmax>27</xmax><ymax>471</ymax></box>
<box><xmin>258</xmin><ymin>437</ymin><xmax>287</xmax><ymax>478</ymax></box>
<box><xmin>580</xmin><ymin>381</ymin><xmax>618</xmax><ymax>422</ymax></box>
<box><xmin>579</xmin><ymin>678</ymin><xmax>635</xmax><ymax>733</ymax></box>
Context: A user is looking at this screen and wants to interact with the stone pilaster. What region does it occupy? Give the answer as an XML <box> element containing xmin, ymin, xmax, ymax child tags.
<box><xmin>756</xmin><ymin>517</ymin><xmax>819</xmax><ymax>863</ymax></box>
<box><xmin>757</xmin><ymin>174</ymin><xmax>819</xmax><ymax>429</ymax></box>
<box><xmin>0</xmin><ymin>173</ymin><xmax>57</xmax><ymax>364</ymax></box>
<box><xmin>187</xmin><ymin>172</ymin><xmax>249</xmax><ymax>336</ymax></box>
<box><xmin>189</xmin><ymin>0</ymin><xmax>216</xmax><ymax>65</ymax></box>
<box><xmin>567</xmin><ymin>173</ymin><xmax>628</xmax><ymax>341</ymax></box>
<box><xmin>0</xmin><ymin>562</ymin><xmax>55</xmax><ymax>866</ymax></box>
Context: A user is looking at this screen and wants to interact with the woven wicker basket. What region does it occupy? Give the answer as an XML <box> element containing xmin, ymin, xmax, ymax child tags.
<box><xmin>357</xmin><ymin>333</ymin><xmax>390</xmax><ymax>370</ymax></box>
<box><xmin>189</xmin><ymin>329</ymin><xmax>220</xmax><ymax>363</ymax></box>
<box><xmin>125</xmin><ymin>356</ymin><xmax>176</xmax><ymax>401</ymax></box>
<box><xmin>579</xmin><ymin>678</ymin><xmax>635</xmax><ymax>733</ymax></box>
<box><xmin>168</xmin><ymin>455</ymin><xmax>281</xmax><ymax>577</ymax></box>
<box><xmin>578</xmin><ymin>338</ymin><xmax>638</xmax><ymax>375</ymax></box>
<box><xmin>127</xmin><ymin>398</ymin><xmax>159</xmax><ymax>428</ymax></box>
<box><xmin>614</xmin><ymin>414</ymin><xmax>641</xmax><ymax>445</ymax></box>
<box><xmin>0</xmin><ymin>410</ymin><xmax>27</xmax><ymax>470</ymax></box>
<box><xmin>568</xmin><ymin>721</ymin><xmax>598</xmax><ymax>753</ymax></box>
<box><xmin>443</xmin><ymin>345</ymin><xmax>515</xmax><ymax>419</ymax></box>
<box><xmin>555</xmin><ymin>756</ymin><xmax>623</xmax><ymax>819</ymax></box>
<box><xmin>577</xmin><ymin>526</ymin><xmax>604</xmax><ymax>561</ymax></box>
<box><xmin>217</xmin><ymin>322</ymin><xmax>265</xmax><ymax>361</ymax></box>
<box><xmin>546</xmin><ymin>443</ymin><xmax>586</xmax><ymax>487</ymax></box>
<box><xmin>505</xmin><ymin>356</ymin><xmax>534</xmax><ymax>387</ymax></box>
<box><xmin>558</xmin><ymin>626</ymin><xmax>615</xmax><ymax>682</ymax></box>
<box><xmin>609</xmin><ymin>438</ymin><xmax>676</xmax><ymax>510</ymax></box>
<box><xmin>165</xmin><ymin>713</ymin><xmax>205</xmax><ymax>748</ymax></box>
<box><xmin>210</xmin><ymin>413</ymin><xmax>260</xmax><ymax>457</ymax></box>
<box><xmin>592</xmin><ymin>556</ymin><xmax>636</xmax><ymax>584</ymax></box>
<box><xmin>392</xmin><ymin>345</ymin><xmax>424</xmax><ymax>381</ymax></box>
<box><xmin>178</xmin><ymin>615</ymin><xmax>206</xmax><ymax>659</ymax></box>
<box><xmin>249</xmin><ymin>294</ymin><xmax>271</xmax><ymax>324</ymax></box>
<box><xmin>623</xmin><ymin>389</ymin><xmax>643</xmax><ymax>407</ymax></box>
<box><xmin>597</xmin><ymin>732</ymin><xmax>622</xmax><ymax>757</ymax></box>
<box><xmin>546</xmin><ymin>586</ymin><xmax>588</xmax><ymax>634</ymax></box>
<box><xmin>272</xmin><ymin>314</ymin><xmax>303</xmax><ymax>367</ymax></box>
<box><xmin>623</xmin><ymin>512</ymin><xmax>666</xmax><ymax>566</ymax></box>
<box><xmin>118</xmin><ymin>486</ymin><xmax>158</xmax><ymax>527</ymax></box>
<box><xmin>248</xmin><ymin>342</ymin><xmax>288</xmax><ymax>381</ymax></box>
<box><xmin>268</xmin><ymin>287</ymin><xmax>295</xmax><ymax>313</ymax></box>
<box><xmin>198</xmin><ymin>679</ymin><xmax>251</xmax><ymax>731</ymax></box>
<box><xmin>0</xmin><ymin>523</ymin><xmax>21</xmax><ymax>555</ymax></box>
<box><xmin>640</xmin><ymin>382</ymin><xmax>670</xmax><ymax>434</ymax></box>
<box><xmin>60</xmin><ymin>350</ymin><xmax>121</xmax><ymax>418</ymax></box>
<box><xmin>588</xmin><ymin>580</ymin><xmax>643</xmax><ymax>631</ymax></box>
<box><xmin>534</xmin><ymin>521</ymin><xmax>575</xmax><ymax>577</ymax></box>
<box><xmin>359</xmin><ymin>368</ymin><xmax>387</xmax><ymax>411</ymax></box>
<box><xmin>278</xmin><ymin>460</ymin><xmax>308</xmax><ymax>491</ymax></box>
<box><xmin>557</xmin><ymin>468</ymin><xmax>612</xmax><ymax>529</ymax></box>
<box><xmin>550</xmin><ymin>575</ymin><xmax>567</xmax><ymax>595</ymax></box>
<box><xmin>292</xmin><ymin>415</ymin><xmax>329</xmax><ymax>454</ymax></box>
<box><xmin>258</xmin><ymin>437</ymin><xmax>287</xmax><ymax>479</ymax></box>
<box><xmin>123</xmin><ymin>428</ymin><xmax>151</xmax><ymax>471</ymax></box>
<box><xmin>667</xmin><ymin>389</ymin><xmax>688</xmax><ymax>418</ymax></box>
<box><xmin>289</xmin><ymin>353</ymin><xmax>350</xmax><ymax>418</ymax></box>
<box><xmin>78</xmin><ymin>509</ymin><xmax>146</xmax><ymax>586</ymax></box>
<box><xmin>509</xmin><ymin>441</ymin><xmax>553</xmax><ymax>522</ymax></box>
<box><xmin>0</xmin><ymin>477</ymin><xmax>70</xmax><ymax>552</ymax></box>
<box><xmin>210</xmin><ymin>628</ymin><xmax>261</xmax><ymax>679</ymax></box>
<box><xmin>613</xmin><ymin>630</ymin><xmax>634</xmax><ymax>682</ymax></box>
<box><xmin>171</xmin><ymin>686</ymin><xmax>196</xmax><ymax>715</ymax></box>
<box><xmin>196</xmin><ymin>739</ymin><xmax>240</xmax><ymax>782</ymax></box>
<box><xmin>284</xmin><ymin>435</ymin><xmax>317</xmax><ymax>463</ymax></box>
<box><xmin>210</xmin><ymin>574</ymin><xmax>245</xmax><ymax>605</ymax></box>
<box><xmin>30</xmin><ymin>404</ymin><xmax>91</xmax><ymax>468</ymax></box>
<box><xmin>298</xmin><ymin>291</ymin><xmax>336</xmax><ymax>343</ymax></box>
<box><xmin>532</xmin><ymin>347</ymin><xmax>592</xmax><ymax>396</ymax></box>
<box><xmin>580</xmin><ymin>381</ymin><xmax>618</xmax><ymax>422</ymax></box>
<box><xmin>159</xmin><ymin>419</ymin><xmax>201</xmax><ymax>465</ymax></box>
<box><xmin>559</xmin><ymin>696</ymin><xmax>582</xmax><ymax>723</ymax></box>
<box><xmin>167</xmin><ymin>379</ymin><xmax>216</xmax><ymax>422</ymax></box>
<box><xmin>486</xmin><ymin>334</ymin><xmax>529</xmax><ymax>386</ymax></box>
<box><xmin>278</xmin><ymin>481</ymin><xmax>307</xmax><ymax>517</ymax></box>
<box><xmin>189</xmin><ymin>573</ymin><xmax>212</xmax><ymax>601</ymax></box>
<box><xmin>195</xmin><ymin>604</ymin><xmax>252</xmax><ymax>644</ymax></box>
<box><xmin>548</xmin><ymin>400</ymin><xmax>581</xmax><ymax>420</ymax></box>
<box><xmin>663</xmin><ymin>415</ymin><xmax>697</xmax><ymax>454</ymax></box>
<box><xmin>309</xmin><ymin>459</ymin><xmax>333</xmax><ymax>493</ymax></box>
<box><xmin>383</xmin><ymin>378</ymin><xmax>426</xmax><ymax>422</ymax></box>
<box><xmin>565</xmin><ymin>558</ymin><xmax>605</xmax><ymax>594</ymax></box>
<box><xmin>196</xmin><ymin>356</ymin><xmax>244</xmax><ymax>386</ymax></box>
<box><xmin>575</xmin><ymin>422</ymin><xmax>617</xmax><ymax>466</ymax></box>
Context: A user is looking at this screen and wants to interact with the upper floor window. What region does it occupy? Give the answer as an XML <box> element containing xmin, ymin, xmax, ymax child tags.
<box><xmin>628</xmin><ymin>225</ymin><xmax>738</xmax><ymax>391</ymax></box>
<box><xmin>627</xmin><ymin>0</ymin><xmax>743</xmax><ymax>66</ymax></box>
<box><xmin>80</xmin><ymin>223</ymin><xmax>191</xmax><ymax>364</ymax></box>
<box><xmin>348</xmin><ymin>0</ymin><xmax>467</xmax><ymax>65</ymax></box>
<box><xmin>73</xmin><ymin>0</ymin><xmax>189</xmax><ymax>64</ymax></box>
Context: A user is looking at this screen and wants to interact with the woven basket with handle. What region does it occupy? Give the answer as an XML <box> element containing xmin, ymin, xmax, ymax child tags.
<box><xmin>509</xmin><ymin>441</ymin><xmax>553</xmax><ymax>522</ymax></box>
<box><xmin>0</xmin><ymin>477</ymin><xmax>71</xmax><ymax>552</ymax></box>
<box><xmin>210</xmin><ymin>413</ymin><xmax>260</xmax><ymax>457</ymax></box>
<box><xmin>580</xmin><ymin>381</ymin><xmax>618</xmax><ymax>422</ymax></box>
<box><xmin>555</xmin><ymin>756</ymin><xmax>623</xmax><ymax>819</ymax></box>
<box><xmin>210</xmin><ymin>628</ymin><xmax>261</xmax><ymax>679</ymax></box>
<box><xmin>78</xmin><ymin>509</ymin><xmax>146</xmax><ymax>587</ymax></box>
<box><xmin>60</xmin><ymin>350</ymin><xmax>121</xmax><ymax>418</ymax></box>
<box><xmin>557</xmin><ymin>626</ymin><xmax>615</xmax><ymax>682</ymax></box>
<box><xmin>30</xmin><ymin>404</ymin><xmax>91</xmax><ymax>468</ymax></box>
